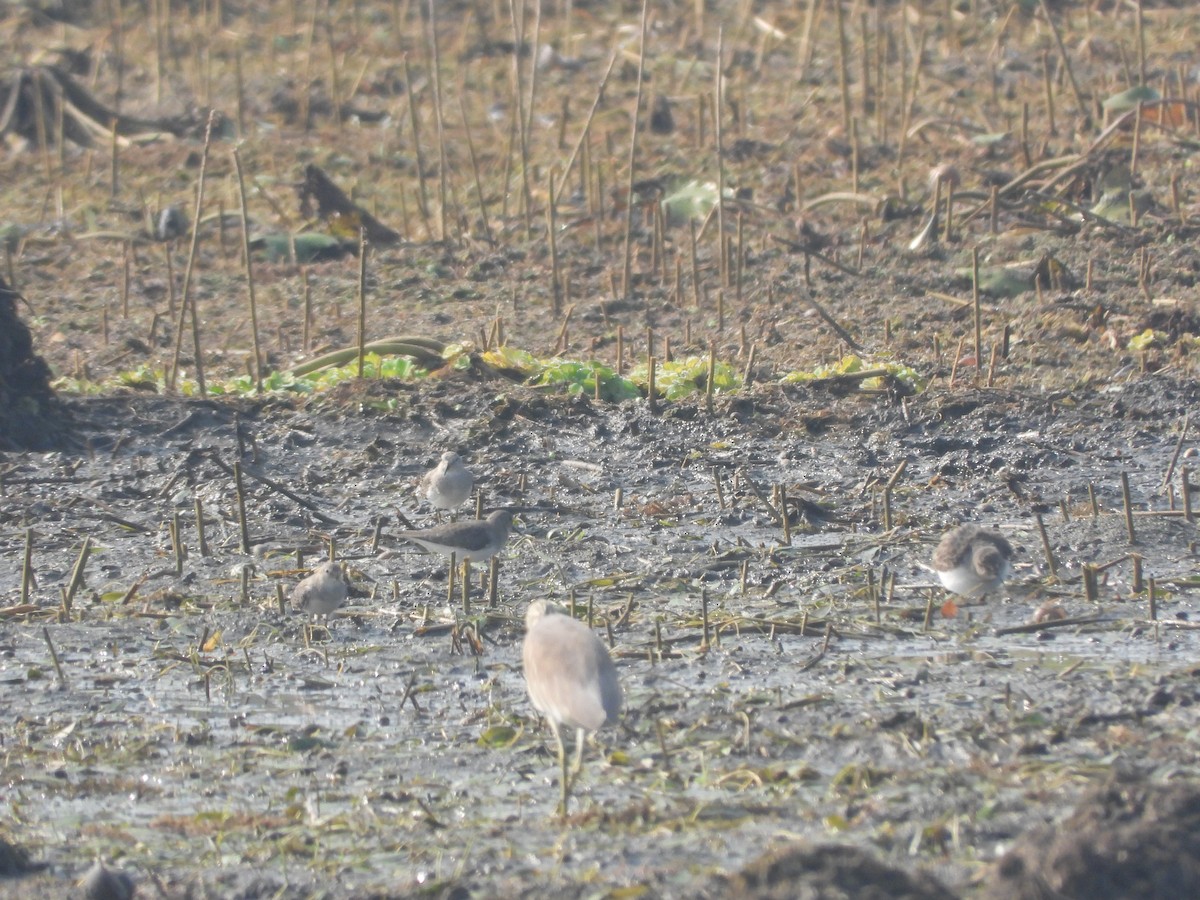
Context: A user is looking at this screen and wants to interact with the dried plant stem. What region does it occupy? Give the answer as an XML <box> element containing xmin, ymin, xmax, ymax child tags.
<box><xmin>20</xmin><ymin>527</ymin><xmax>34</xmax><ymax>605</ymax></box>
<box><xmin>944</xmin><ymin>180</ymin><xmax>955</xmax><ymax>242</ymax></box>
<box><xmin>1182</xmin><ymin>466</ymin><xmax>1194</xmax><ymax>524</ymax></box>
<box><xmin>1135</xmin><ymin>0</ymin><xmax>1147</xmax><ymax>86</ymax></box>
<box><xmin>553</xmin><ymin>52</ymin><xmax>617</xmax><ymax>199</ymax></box>
<box><xmin>1156</xmin><ymin>412</ymin><xmax>1185</xmax><ymax>489</ymax></box>
<box><xmin>1042</xmin><ymin>50</ymin><xmax>1056</xmax><ymax>136</ymax></box>
<box><xmin>1035</xmin><ymin>511</ymin><xmax>1058</xmax><ymax>576</ymax></box>
<box><xmin>427</xmin><ymin>0</ymin><xmax>449</xmax><ymax>241</ymax></box>
<box><xmin>647</xmin><ymin>355</ymin><xmax>657</xmax><ymax>414</ymax></box>
<box><xmin>356</xmin><ymin>230</ymin><xmax>368</xmax><ymax>378</ymax></box>
<box><xmin>488</xmin><ymin>558</ymin><xmax>499</xmax><ymax>608</ymax></box>
<box><xmin>1120</xmin><ymin>471</ymin><xmax>1137</xmax><ymax>544</ymax></box>
<box><xmin>547</xmin><ymin>169</ymin><xmax>561</xmax><ymax>314</ymax></box>
<box><xmin>521</xmin><ymin>0</ymin><xmax>542</xmax><ymax>162</ymax></box>
<box><xmin>972</xmin><ymin>247</ymin><xmax>983</xmax><ymax>379</ymax></box>
<box><xmin>233</xmin><ymin>461</ymin><xmax>251</xmax><ymax>553</ymax></box>
<box><xmin>949</xmin><ymin>337</ymin><xmax>965</xmax><ymax>387</ymax></box>
<box><xmin>620</xmin><ymin>0</ymin><xmax>650</xmax><ymax>299</ymax></box>
<box><xmin>232</xmin><ymin>147</ymin><xmax>263</xmax><ymax>392</ymax></box>
<box><xmin>171</xmin><ymin>511</ymin><xmax>185</xmax><ymax>574</ymax></box>
<box><xmin>714</xmin><ymin>27</ymin><xmax>727</xmax><ymax>288</ymax></box>
<box><xmin>1131</xmin><ymin>103</ymin><xmax>1143</xmax><ymax>180</ymax></box>
<box><xmin>834</xmin><ymin>0</ymin><xmax>851</xmax><ymax>132</ymax></box>
<box><xmin>43</xmin><ymin>627</ymin><xmax>66</xmax><ymax>688</ymax></box>
<box><xmin>459</xmin><ymin>557</ymin><xmax>470</xmax><ymax>614</ymax></box>
<box><xmin>194</xmin><ymin>496</ymin><xmax>210</xmax><ymax>556</ymax></box>
<box><xmin>506</xmin><ymin>0</ymin><xmax>533</xmax><ymax>237</ymax></box>
<box><xmin>402</xmin><ymin>55</ymin><xmax>431</xmax><ymax>236</ymax></box>
<box><xmin>109</xmin><ymin>116</ymin><xmax>120</xmax><ymax>198</ymax></box>
<box><xmin>799</xmin><ymin>291</ymin><xmax>863</xmax><ymax>352</ymax></box>
<box><xmin>62</xmin><ymin>535</ymin><xmax>92</xmax><ymax>619</ymax></box>
<box><xmin>168</xmin><ymin>111</ymin><xmax>216</xmax><ymax>394</ymax></box>
<box><xmin>1037</xmin><ymin>0</ymin><xmax>1087</xmax><ymax>119</ymax></box>
<box><xmin>742</xmin><ymin>342</ymin><xmax>757</xmax><ymax>389</ymax></box>
<box><xmin>881</xmin><ymin>459</ymin><xmax>906</xmax><ymax>530</ymax></box>
<box><xmin>458</xmin><ymin>97</ymin><xmax>494</xmax><ymax>245</ymax></box>
<box><xmin>795</xmin><ymin>0</ymin><xmax>821</xmax><ymax>83</ymax></box>
<box><xmin>705</xmin><ymin>340</ymin><xmax>716</xmax><ymax>415</ymax></box>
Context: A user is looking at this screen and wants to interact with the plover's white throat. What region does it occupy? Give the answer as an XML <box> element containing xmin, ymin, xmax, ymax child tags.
<box><xmin>932</xmin><ymin>524</ymin><xmax>1013</xmax><ymax>599</ymax></box>
<box><xmin>397</xmin><ymin>509</ymin><xmax>512</xmax><ymax>563</ymax></box>
<box><xmin>293</xmin><ymin>560</ymin><xmax>348</xmax><ymax>618</ymax></box>
<box><xmin>420</xmin><ymin>451</ymin><xmax>474</xmax><ymax>514</ymax></box>
<box><xmin>522</xmin><ymin>599</ymin><xmax>622</xmax><ymax>815</ymax></box>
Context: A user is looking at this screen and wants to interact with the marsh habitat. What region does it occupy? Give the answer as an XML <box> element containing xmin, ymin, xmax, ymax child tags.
<box><xmin>1</xmin><ymin>0</ymin><xmax>1200</xmax><ymax>897</ymax></box>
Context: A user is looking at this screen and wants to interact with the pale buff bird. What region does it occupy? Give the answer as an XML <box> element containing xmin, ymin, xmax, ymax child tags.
<box><xmin>419</xmin><ymin>451</ymin><xmax>474</xmax><ymax>517</ymax></box>
<box><xmin>522</xmin><ymin>600</ymin><xmax>622</xmax><ymax>815</ymax></box>
<box><xmin>293</xmin><ymin>560</ymin><xmax>348</xmax><ymax>620</ymax></box>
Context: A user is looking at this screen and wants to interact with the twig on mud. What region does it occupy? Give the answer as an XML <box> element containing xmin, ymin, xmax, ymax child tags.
<box><xmin>800</xmin><ymin>622</ymin><xmax>835</xmax><ymax>671</ymax></box>
<box><xmin>737</xmin><ymin>468</ymin><xmax>783</xmax><ymax>525</ymax></box>
<box><xmin>796</xmin><ymin>291</ymin><xmax>865</xmax><ymax>353</ymax></box>
<box><xmin>994</xmin><ymin>613</ymin><xmax>1110</xmax><ymax>636</ymax></box>
<box><xmin>397</xmin><ymin>671</ymin><xmax>422</xmax><ymax>713</ymax></box>
<box><xmin>1022</xmin><ymin>189</ymin><xmax>1134</xmax><ymax>235</ymax></box>
<box><xmin>614</xmin><ymin>592</ymin><xmax>635</xmax><ymax>628</ymax></box>
<box><xmin>1161</xmin><ymin>413</ymin><xmax>1190</xmax><ymax>490</ymax></box>
<box><xmin>207</xmin><ymin>451</ymin><xmax>340</xmax><ymax>527</ymax></box>
<box><xmin>42</xmin><ymin>626</ymin><xmax>67</xmax><ymax>689</ymax></box>
<box><xmin>770</xmin><ymin>233</ymin><xmax>862</xmax><ymax>278</ymax></box>
<box><xmin>1147</xmin><ymin>619</ymin><xmax>1200</xmax><ymax>630</ymax></box>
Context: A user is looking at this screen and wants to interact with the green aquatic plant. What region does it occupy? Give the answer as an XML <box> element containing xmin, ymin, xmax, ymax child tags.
<box><xmin>781</xmin><ymin>355</ymin><xmax>925</xmax><ymax>392</ymax></box>
<box><xmin>536</xmin><ymin>360</ymin><xmax>642</xmax><ymax>402</ymax></box>
<box><xmin>629</xmin><ymin>355</ymin><xmax>741</xmax><ymax>400</ymax></box>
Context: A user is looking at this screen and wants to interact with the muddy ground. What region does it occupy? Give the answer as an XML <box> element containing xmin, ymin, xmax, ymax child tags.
<box><xmin>2</xmin><ymin>0</ymin><xmax>1200</xmax><ymax>897</ymax></box>
<box><xmin>1</xmin><ymin>373</ymin><xmax>1199</xmax><ymax>899</ymax></box>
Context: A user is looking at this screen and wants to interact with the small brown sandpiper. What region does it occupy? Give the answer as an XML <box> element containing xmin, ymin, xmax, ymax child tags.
<box><xmin>419</xmin><ymin>451</ymin><xmax>474</xmax><ymax>517</ymax></box>
<box><xmin>293</xmin><ymin>560</ymin><xmax>348</xmax><ymax>619</ymax></box>
<box><xmin>932</xmin><ymin>524</ymin><xmax>1013</xmax><ymax>600</ymax></box>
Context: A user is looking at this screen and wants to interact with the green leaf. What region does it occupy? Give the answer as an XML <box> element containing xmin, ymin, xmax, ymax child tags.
<box><xmin>258</xmin><ymin>232</ymin><xmax>347</xmax><ymax>263</ymax></box>
<box><xmin>1127</xmin><ymin>329</ymin><xmax>1162</xmax><ymax>352</ymax></box>
<box><xmin>1102</xmin><ymin>84</ymin><xmax>1160</xmax><ymax>113</ymax></box>
<box><xmin>476</xmin><ymin>725</ymin><xmax>520</xmax><ymax>749</ymax></box>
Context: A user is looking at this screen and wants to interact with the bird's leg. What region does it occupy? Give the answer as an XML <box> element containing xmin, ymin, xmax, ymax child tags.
<box><xmin>569</xmin><ymin>726</ymin><xmax>586</xmax><ymax>780</ymax></box>
<box><xmin>549</xmin><ymin>719</ymin><xmax>570</xmax><ymax>817</ymax></box>
<box><xmin>446</xmin><ymin>552</ymin><xmax>457</xmax><ymax>607</ymax></box>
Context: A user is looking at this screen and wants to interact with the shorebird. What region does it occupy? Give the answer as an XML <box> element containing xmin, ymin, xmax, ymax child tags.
<box><xmin>932</xmin><ymin>524</ymin><xmax>1013</xmax><ymax>600</ymax></box>
<box><xmin>397</xmin><ymin>509</ymin><xmax>512</xmax><ymax>565</ymax></box>
<box><xmin>293</xmin><ymin>560</ymin><xmax>348</xmax><ymax>620</ymax></box>
<box><xmin>522</xmin><ymin>600</ymin><xmax>623</xmax><ymax>815</ymax></box>
<box><xmin>82</xmin><ymin>859</ymin><xmax>135</xmax><ymax>900</ymax></box>
<box><xmin>419</xmin><ymin>451</ymin><xmax>474</xmax><ymax>518</ymax></box>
